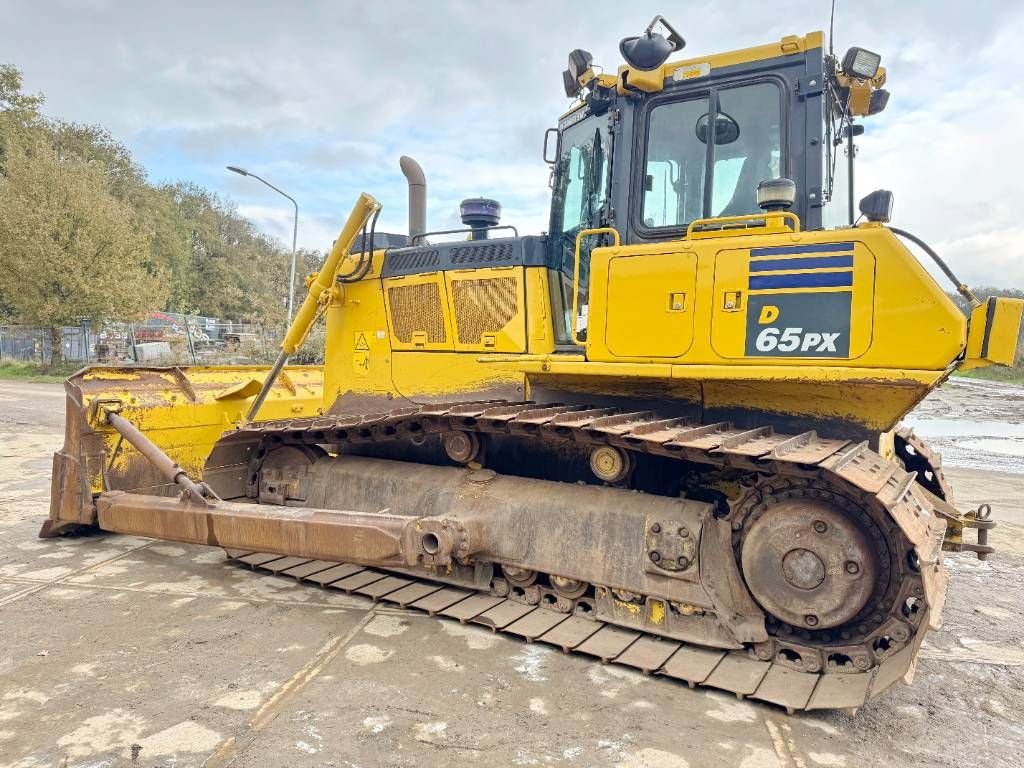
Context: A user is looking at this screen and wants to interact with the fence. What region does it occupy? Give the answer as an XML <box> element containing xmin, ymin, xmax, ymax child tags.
<box><xmin>1</xmin><ymin>313</ymin><xmax>283</xmax><ymax>367</ymax></box>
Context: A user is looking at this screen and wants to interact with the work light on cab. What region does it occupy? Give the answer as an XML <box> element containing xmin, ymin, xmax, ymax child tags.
<box><xmin>841</xmin><ymin>46</ymin><xmax>882</xmax><ymax>80</ymax></box>
<box><xmin>563</xmin><ymin>49</ymin><xmax>593</xmax><ymax>97</ymax></box>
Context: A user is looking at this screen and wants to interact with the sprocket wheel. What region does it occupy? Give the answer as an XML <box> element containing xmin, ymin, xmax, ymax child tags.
<box><xmin>731</xmin><ymin>480</ymin><xmax>904</xmax><ymax>646</ymax></box>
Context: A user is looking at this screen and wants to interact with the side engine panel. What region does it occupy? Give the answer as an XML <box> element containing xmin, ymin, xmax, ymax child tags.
<box><xmin>585</xmin><ymin>224</ymin><xmax>966</xmax><ymax>371</ymax></box>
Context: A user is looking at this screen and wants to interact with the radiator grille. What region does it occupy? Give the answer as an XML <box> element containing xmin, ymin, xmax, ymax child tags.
<box><xmin>452</xmin><ymin>277</ymin><xmax>518</xmax><ymax>345</ymax></box>
<box><xmin>388</xmin><ymin>282</ymin><xmax>446</xmax><ymax>344</ymax></box>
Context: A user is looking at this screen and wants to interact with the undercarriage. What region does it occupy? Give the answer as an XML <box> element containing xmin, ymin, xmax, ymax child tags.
<box><xmin>72</xmin><ymin>399</ymin><xmax>957</xmax><ymax>712</ymax></box>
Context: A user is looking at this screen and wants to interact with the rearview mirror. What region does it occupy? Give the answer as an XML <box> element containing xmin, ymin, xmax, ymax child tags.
<box><xmin>543</xmin><ymin>128</ymin><xmax>558</xmax><ymax>164</ymax></box>
<box><xmin>696</xmin><ymin>112</ymin><xmax>740</xmax><ymax>145</ymax></box>
<box><xmin>619</xmin><ymin>15</ymin><xmax>685</xmax><ymax>71</ymax></box>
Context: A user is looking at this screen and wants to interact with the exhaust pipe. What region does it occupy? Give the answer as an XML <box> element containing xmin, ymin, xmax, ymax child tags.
<box><xmin>399</xmin><ymin>155</ymin><xmax>426</xmax><ymax>240</ymax></box>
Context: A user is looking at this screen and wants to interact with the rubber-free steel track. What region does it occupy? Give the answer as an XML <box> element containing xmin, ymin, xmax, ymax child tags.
<box><xmin>222</xmin><ymin>400</ymin><xmax>951</xmax><ymax>712</ymax></box>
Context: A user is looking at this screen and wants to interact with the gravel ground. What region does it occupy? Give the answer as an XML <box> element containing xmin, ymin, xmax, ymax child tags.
<box><xmin>0</xmin><ymin>378</ymin><xmax>1022</xmax><ymax>768</ymax></box>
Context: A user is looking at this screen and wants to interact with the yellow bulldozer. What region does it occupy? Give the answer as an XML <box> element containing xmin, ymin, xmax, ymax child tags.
<box><xmin>43</xmin><ymin>17</ymin><xmax>1023</xmax><ymax>712</ymax></box>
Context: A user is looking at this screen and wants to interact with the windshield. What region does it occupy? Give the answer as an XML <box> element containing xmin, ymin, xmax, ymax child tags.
<box><xmin>641</xmin><ymin>81</ymin><xmax>782</xmax><ymax>229</ymax></box>
<box><xmin>549</xmin><ymin>112</ymin><xmax>611</xmax><ymax>342</ymax></box>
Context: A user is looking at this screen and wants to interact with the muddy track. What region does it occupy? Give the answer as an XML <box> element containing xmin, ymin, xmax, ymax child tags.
<box><xmin>224</xmin><ymin>400</ymin><xmax>951</xmax><ymax>712</ymax></box>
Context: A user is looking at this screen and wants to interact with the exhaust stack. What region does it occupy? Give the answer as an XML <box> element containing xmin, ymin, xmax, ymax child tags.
<box><xmin>399</xmin><ymin>155</ymin><xmax>426</xmax><ymax>240</ymax></box>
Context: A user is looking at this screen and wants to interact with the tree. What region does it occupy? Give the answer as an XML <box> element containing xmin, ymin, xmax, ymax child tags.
<box><xmin>0</xmin><ymin>64</ymin><xmax>43</xmax><ymax>166</ymax></box>
<box><xmin>49</xmin><ymin>121</ymin><xmax>146</xmax><ymax>201</ymax></box>
<box><xmin>165</xmin><ymin>182</ymin><xmax>290</xmax><ymax>325</ymax></box>
<box><xmin>0</xmin><ymin>62</ymin><xmax>307</xmax><ymax>349</ymax></box>
<box><xmin>0</xmin><ymin>139</ymin><xmax>168</xmax><ymax>366</ymax></box>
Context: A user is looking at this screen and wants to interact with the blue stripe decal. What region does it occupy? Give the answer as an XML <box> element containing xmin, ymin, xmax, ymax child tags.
<box><xmin>749</xmin><ymin>242</ymin><xmax>855</xmax><ymax>257</ymax></box>
<box><xmin>749</xmin><ymin>272</ymin><xmax>853</xmax><ymax>290</ymax></box>
<box><xmin>749</xmin><ymin>255</ymin><xmax>854</xmax><ymax>272</ymax></box>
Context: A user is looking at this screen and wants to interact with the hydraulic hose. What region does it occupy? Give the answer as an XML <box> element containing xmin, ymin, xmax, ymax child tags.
<box><xmin>889</xmin><ymin>226</ymin><xmax>981</xmax><ymax>308</ymax></box>
<box><xmin>338</xmin><ymin>206</ymin><xmax>381</xmax><ymax>284</ymax></box>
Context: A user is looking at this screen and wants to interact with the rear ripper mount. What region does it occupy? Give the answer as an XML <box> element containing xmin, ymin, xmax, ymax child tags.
<box><xmin>82</xmin><ymin>399</ymin><xmax>954</xmax><ymax>713</ymax></box>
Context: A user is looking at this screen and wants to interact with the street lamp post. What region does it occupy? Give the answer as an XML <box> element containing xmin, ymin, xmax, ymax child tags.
<box><xmin>226</xmin><ymin>166</ymin><xmax>299</xmax><ymax>322</ymax></box>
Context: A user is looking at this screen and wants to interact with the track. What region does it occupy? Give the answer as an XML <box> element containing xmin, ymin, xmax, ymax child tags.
<box><xmin>221</xmin><ymin>400</ymin><xmax>952</xmax><ymax>712</ymax></box>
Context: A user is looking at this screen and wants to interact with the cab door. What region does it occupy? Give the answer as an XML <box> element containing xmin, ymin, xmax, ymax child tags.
<box><xmin>602</xmin><ymin>252</ymin><xmax>698</xmax><ymax>359</ymax></box>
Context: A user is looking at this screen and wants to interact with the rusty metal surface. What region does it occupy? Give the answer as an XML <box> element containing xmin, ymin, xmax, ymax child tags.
<box><xmin>739</xmin><ymin>499</ymin><xmax>879</xmax><ymax>630</ymax></box>
<box><xmin>96</xmin><ymin>491</ymin><xmax>419</xmax><ymax>567</ymax></box>
<box><xmin>226</xmin><ymin>550</ymin><xmax>883</xmax><ymax>712</ymax></box>
<box><xmin>82</xmin><ymin>397</ymin><xmax>956</xmax><ymax>710</ymax></box>
<box><xmin>217</xmin><ymin>401</ymin><xmax>953</xmax><ymax>708</ymax></box>
<box><xmin>895</xmin><ymin>426</ymin><xmax>994</xmax><ymax>560</ymax></box>
<box><xmin>105</xmin><ymin>411</ymin><xmax>211</xmax><ymax>502</ymax></box>
<box><xmin>615</xmin><ymin>636</ymin><xmax>681</xmax><ymax>673</ymax></box>
<box><xmin>250</xmin><ymin>454</ymin><xmax>722</xmax><ymax>612</ymax></box>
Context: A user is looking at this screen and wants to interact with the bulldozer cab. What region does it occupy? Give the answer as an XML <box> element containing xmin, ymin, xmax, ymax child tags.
<box><xmin>548</xmin><ymin>28</ymin><xmax>833</xmax><ymax>343</ymax></box>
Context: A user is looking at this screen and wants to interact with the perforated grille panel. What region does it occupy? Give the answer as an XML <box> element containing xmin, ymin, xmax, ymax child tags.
<box><xmin>388</xmin><ymin>282</ymin><xmax>446</xmax><ymax>343</ymax></box>
<box><xmin>450</xmin><ymin>242</ymin><xmax>515</xmax><ymax>265</ymax></box>
<box><xmin>386</xmin><ymin>249</ymin><xmax>440</xmax><ymax>272</ymax></box>
<box><xmin>452</xmin><ymin>277</ymin><xmax>518</xmax><ymax>344</ymax></box>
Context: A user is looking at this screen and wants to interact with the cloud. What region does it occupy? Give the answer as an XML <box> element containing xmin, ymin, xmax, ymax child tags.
<box><xmin>3</xmin><ymin>0</ymin><xmax>1021</xmax><ymax>286</ymax></box>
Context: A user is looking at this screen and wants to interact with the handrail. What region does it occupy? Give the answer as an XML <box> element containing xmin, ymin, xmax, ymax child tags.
<box><xmin>685</xmin><ymin>211</ymin><xmax>800</xmax><ymax>237</ymax></box>
<box><xmin>572</xmin><ymin>227</ymin><xmax>621</xmax><ymax>345</ymax></box>
<box><xmin>411</xmin><ymin>224</ymin><xmax>519</xmax><ymax>245</ymax></box>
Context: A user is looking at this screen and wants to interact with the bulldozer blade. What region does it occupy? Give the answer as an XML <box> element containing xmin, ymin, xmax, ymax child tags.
<box><xmin>43</xmin><ymin>364</ymin><xmax>325</xmax><ymax>536</ymax></box>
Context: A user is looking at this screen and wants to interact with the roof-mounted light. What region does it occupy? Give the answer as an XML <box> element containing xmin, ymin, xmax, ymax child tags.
<box><xmin>859</xmin><ymin>190</ymin><xmax>894</xmax><ymax>223</ymax></box>
<box><xmin>563</xmin><ymin>49</ymin><xmax>593</xmax><ymax>97</ymax></box>
<box><xmin>568</xmin><ymin>49</ymin><xmax>593</xmax><ymax>82</ymax></box>
<box><xmin>756</xmin><ymin>178</ymin><xmax>797</xmax><ymax>212</ymax></box>
<box><xmin>841</xmin><ymin>47</ymin><xmax>881</xmax><ymax>80</ymax></box>
<box><xmin>562</xmin><ymin>69</ymin><xmax>579</xmax><ymax>98</ymax></box>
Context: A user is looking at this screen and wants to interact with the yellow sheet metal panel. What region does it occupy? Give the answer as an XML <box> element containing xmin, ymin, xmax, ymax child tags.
<box><xmin>382</xmin><ymin>272</ymin><xmax>455</xmax><ymax>351</ymax></box>
<box><xmin>390</xmin><ymin>351</ymin><xmax>524</xmax><ymax>399</ymax></box>
<box><xmin>584</xmin><ymin>225</ymin><xmax>965</xmax><ymax>372</ymax></box>
<box><xmin>498</xmin><ymin>357</ymin><xmax>940</xmax><ymax>389</ymax></box>
<box><xmin>501</xmin><ymin>359</ymin><xmax>939</xmax><ymax>431</ymax></box>
<box><xmin>443</xmin><ymin>266</ymin><xmax>527</xmax><ymax>353</ymax></box>
<box><xmin>710</xmin><ymin>240</ymin><xmax>875</xmax><ymax>360</ymax></box>
<box><xmin>525</xmin><ymin>370</ymin><xmax>702</xmax><ymax>404</ymax></box>
<box><xmin>603</xmin><ymin>252</ymin><xmax>697</xmax><ymax>358</ymax></box>
<box><xmin>701</xmin><ymin>378</ymin><xmax>932</xmax><ymax>433</ymax></box>
<box><xmin>323</xmin><ymin>272</ymin><xmax>396</xmax><ymax>405</ymax></box>
<box><xmin>616</xmin><ymin>32</ymin><xmax>824</xmax><ymax>95</ymax></box>
<box><xmin>525</xmin><ymin>267</ymin><xmax>556</xmax><ymax>354</ymax></box>
<box><xmin>964</xmin><ymin>297</ymin><xmax>1024</xmax><ymax>368</ymax></box>
<box><xmin>860</xmin><ymin>226</ymin><xmax>966</xmax><ymax>369</ymax></box>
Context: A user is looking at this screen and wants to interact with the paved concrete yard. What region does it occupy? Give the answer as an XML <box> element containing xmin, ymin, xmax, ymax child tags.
<box><xmin>2</xmin><ymin>380</ymin><xmax>1024</xmax><ymax>767</ymax></box>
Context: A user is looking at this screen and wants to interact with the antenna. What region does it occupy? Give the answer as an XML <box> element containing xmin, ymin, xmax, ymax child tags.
<box><xmin>829</xmin><ymin>0</ymin><xmax>836</xmax><ymax>56</ymax></box>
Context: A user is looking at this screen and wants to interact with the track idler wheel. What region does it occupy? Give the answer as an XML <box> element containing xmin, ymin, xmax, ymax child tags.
<box><xmin>740</xmin><ymin>499</ymin><xmax>880</xmax><ymax>631</ymax></box>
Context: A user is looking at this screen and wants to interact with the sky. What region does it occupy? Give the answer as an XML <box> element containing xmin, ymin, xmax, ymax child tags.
<box><xmin>4</xmin><ymin>0</ymin><xmax>1023</xmax><ymax>287</ymax></box>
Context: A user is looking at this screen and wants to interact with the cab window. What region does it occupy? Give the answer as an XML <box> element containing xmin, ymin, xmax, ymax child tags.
<box><xmin>642</xmin><ymin>96</ymin><xmax>709</xmax><ymax>228</ymax></box>
<box><xmin>639</xmin><ymin>81</ymin><xmax>783</xmax><ymax>231</ymax></box>
<box><xmin>711</xmin><ymin>82</ymin><xmax>782</xmax><ymax>217</ymax></box>
<box><xmin>549</xmin><ymin>112</ymin><xmax>612</xmax><ymax>342</ymax></box>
